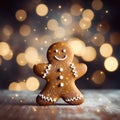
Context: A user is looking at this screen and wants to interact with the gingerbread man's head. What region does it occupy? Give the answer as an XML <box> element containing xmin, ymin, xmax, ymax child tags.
<box><xmin>47</xmin><ymin>42</ymin><xmax>74</xmax><ymax>63</ymax></box>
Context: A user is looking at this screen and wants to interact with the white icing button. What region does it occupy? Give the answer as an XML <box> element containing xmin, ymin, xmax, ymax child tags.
<box><xmin>58</xmin><ymin>75</ymin><xmax>64</xmax><ymax>80</ymax></box>
<box><xmin>59</xmin><ymin>82</ymin><xmax>64</xmax><ymax>87</ymax></box>
<box><xmin>58</xmin><ymin>68</ymin><xmax>63</xmax><ymax>72</ymax></box>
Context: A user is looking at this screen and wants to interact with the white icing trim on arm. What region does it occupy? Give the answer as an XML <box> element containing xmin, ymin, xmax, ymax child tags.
<box><xmin>42</xmin><ymin>64</ymin><xmax>52</xmax><ymax>78</ymax></box>
<box><xmin>70</xmin><ymin>63</ymin><xmax>78</xmax><ymax>77</ymax></box>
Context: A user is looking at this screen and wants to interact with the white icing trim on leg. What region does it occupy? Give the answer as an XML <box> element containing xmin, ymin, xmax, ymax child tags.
<box><xmin>65</xmin><ymin>95</ymin><xmax>83</xmax><ymax>102</ymax></box>
<box><xmin>38</xmin><ymin>93</ymin><xmax>56</xmax><ymax>102</ymax></box>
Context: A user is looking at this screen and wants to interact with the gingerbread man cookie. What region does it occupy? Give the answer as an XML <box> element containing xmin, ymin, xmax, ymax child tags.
<box><xmin>33</xmin><ymin>42</ymin><xmax>87</xmax><ymax>105</ymax></box>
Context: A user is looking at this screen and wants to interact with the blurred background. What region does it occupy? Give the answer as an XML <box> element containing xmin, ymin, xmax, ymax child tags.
<box><xmin>0</xmin><ymin>0</ymin><xmax>120</xmax><ymax>91</ymax></box>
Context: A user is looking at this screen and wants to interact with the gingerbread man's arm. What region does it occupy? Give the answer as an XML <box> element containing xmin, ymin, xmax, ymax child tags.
<box><xmin>74</xmin><ymin>63</ymin><xmax>87</xmax><ymax>79</ymax></box>
<box><xmin>33</xmin><ymin>63</ymin><xmax>48</xmax><ymax>78</ymax></box>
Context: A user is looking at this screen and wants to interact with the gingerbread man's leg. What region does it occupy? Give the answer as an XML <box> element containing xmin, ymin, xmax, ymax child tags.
<box><xmin>36</xmin><ymin>84</ymin><xmax>60</xmax><ymax>105</ymax></box>
<box><xmin>62</xmin><ymin>84</ymin><xmax>84</xmax><ymax>105</ymax></box>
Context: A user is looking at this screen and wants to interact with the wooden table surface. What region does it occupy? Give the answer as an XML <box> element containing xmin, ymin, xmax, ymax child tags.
<box><xmin>0</xmin><ymin>90</ymin><xmax>120</xmax><ymax>120</ymax></box>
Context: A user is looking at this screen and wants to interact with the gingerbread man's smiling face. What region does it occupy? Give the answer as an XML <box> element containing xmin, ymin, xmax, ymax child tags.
<box><xmin>47</xmin><ymin>42</ymin><xmax>74</xmax><ymax>63</ymax></box>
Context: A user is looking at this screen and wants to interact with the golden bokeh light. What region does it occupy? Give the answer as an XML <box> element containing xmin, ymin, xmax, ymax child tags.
<box><xmin>16</xmin><ymin>53</ymin><xmax>27</xmax><ymax>66</ymax></box>
<box><xmin>100</xmin><ymin>43</ymin><xmax>113</xmax><ymax>58</ymax></box>
<box><xmin>82</xmin><ymin>9</ymin><xmax>94</xmax><ymax>21</ymax></box>
<box><xmin>67</xmin><ymin>37</ymin><xmax>86</xmax><ymax>56</ymax></box>
<box><xmin>25</xmin><ymin>47</ymin><xmax>40</xmax><ymax>66</ymax></box>
<box><xmin>91</xmin><ymin>33</ymin><xmax>105</xmax><ymax>46</ymax></box>
<box><xmin>58</xmin><ymin>5</ymin><xmax>62</xmax><ymax>9</ymax></box>
<box><xmin>92</xmin><ymin>0</ymin><xmax>103</xmax><ymax>10</ymax></box>
<box><xmin>36</xmin><ymin>4</ymin><xmax>48</xmax><ymax>16</ymax></box>
<box><xmin>9</xmin><ymin>82</ymin><xmax>21</xmax><ymax>91</ymax></box>
<box><xmin>105</xmin><ymin>10</ymin><xmax>109</xmax><ymax>14</ymax></box>
<box><xmin>54</xmin><ymin>27</ymin><xmax>65</xmax><ymax>38</ymax></box>
<box><xmin>3</xmin><ymin>49</ymin><xmax>13</xmax><ymax>60</ymax></box>
<box><xmin>110</xmin><ymin>32</ymin><xmax>120</xmax><ymax>45</ymax></box>
<box><xmin>26</xmin><ymin>77</ymin><xmax>40</xmax><ymax>91</ymax></box>
<box><xmin>19</xmin><ymin>81</ymin><xmax>27</xmax><ymax>90</ymax></box>
<box><xmin>61</xmin><ymin>13</ymin><xmax>72</xmax><ymax>25</ymax></box>
<box><xmin>47</xmin><ymin>19</ymin><xmax>59</xmax><ymax>31</ymax></box>
<box><xmin>104</xmin><ymin>56</ymin><xmax>118</xmax><ymax>72</ymax></box>
<box><xmin>0</xmin><ymin>0</ymin><xmax>119</xmax><ymax>91</ymax></box>
<box><xmin>91</xmin><ymin>70</ymin><xmax>106</xmax><ymax>85</ymax></box>
<box><xmin>2</xmin><ymin>25</ymin><xmax>13</xmax><ymax>36</ymax></box>
<box><xmin>81</xmin><ymin>46</ymin><xmax>97</xmax><ymax>62</ymax></box>
<box><xmin>97</xmin><ymin>21</ymin><xmax>110</xmax><ymax>34</ymax></box>
<box><xmin>70</xmin><ymin>4</ymin><xmax>83</xmax><ymax>16</ymax></box>
<box><xmin>15</xmin><ymin>9</ymin><xmax>27</xmax><ymax>22</ymax></box>
<box><xmin>9</xmin><ymin>80</ymin><xmax>28</xmax><ymax>91</ymax></box>
<box><xmin>19</xmin><ymin>24</ymin><xmax>31</xmax><ymax>36</ymax></box>
<box><xmin>40</xmin><ymin>35</ymin><xmax>52</xmax><ymax>47</ymax></box>
<box><xmin>0</xmin><ymin>33</ymin><xmax>10</xmax><ymax>41</ymax></box>
<box><xmin>79</xmin><ymin>18</ymin><xmax>92</xmax><ymax>30</ymax></box>
<box><xmin>0</xmin><ymin>42</ymin><xmax>10</xmax><ymax>56</ymax></box>
<box><xmin>69</xmin><ymin>22</ymin><xmax>84</xmax><ymax>35</ymax></box>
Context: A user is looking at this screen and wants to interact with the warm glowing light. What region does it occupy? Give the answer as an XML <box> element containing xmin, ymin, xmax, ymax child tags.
<box><xmin>100</xmin><ymin>43</ymin><xmax>113</xmax><ymax>58</ymax></box>
<box><xmin>36</xmin><ymin>4</ymin><xmax>48</xmax><ymax>16</ymax></box>
<box><xmin>69</xmin><ymin>23</ymin><xmax>83</xmax><ymax>35</ymax></box>
<box><xmin>1</xmin><ymin>34</ymin><xmax>9</xmax><ymax>41</ymax></box>
<box><xmin>19</xmin><ymin>24</ymin><xmax>31</xmax><ymax>36</ymax></box>
<box><xmin>16</xmin><ymin>53</ymin><xmax>27</xmax><ymax>66</ymax></box>
<box><xmin>0</xmin><ymin>42</ymin><xmax>10</xmax><ymax>56</ymax></box>
<box><xmin>9</xmin><ymin>82</ymin><xmax>21</xmax><ymax>91</ymax></box>
<box><xmin>82</xmin><ymin>9</ymin><xmax>94</xmax><ymax>21</ymax></box>
<box><xmin>19</xmin><ymin>99</ymin><xmax>23</xmax><ymax>103</ymax></box>
<box><xmin>61</xmin><ymin>13</ymin><xmax>72</xmax><ymax>25</ymax></box>
<box><xmin>92</xmin><ymin>0</ymin><xmax>103</xmax><ymax>10</ymax></box>
<box><xmin>54</xmin><ymin>27</ymin><xmax>65</xmax><ymax>38</ymax></box>
<box><xmin>58</xmin><ymin>5</ymin><xmax>62</xmax><ymax>9</ymax></box>
<box><xmin>105</xmin><ymin>10</ymin><xmax>109</xmax><ymax>14</ymax></box>
<box><xmin>91</xmin><ymin>33</ymin><xmax>105</xmax><ymax>46</ymax></box>
<box><xmin>25</xmin><ymin>47</ymin><xmax>40</xmax><ymax>66</ymax></box>
<box><xmin>79</xmin><ymin>18</ymin><xmax>92</xmax><ymax>30</ymax></box>
<box><xmin>81</xmin><ymin>46</ymin><xmax>97</xmax><ymax>62</ymax></box>
<box><xmin>15</xmin><ymin>9</ymin><xmax>27</xmax><ymax>22</ymax></box>
<box><xmin>40</xmin><ymin>35</ymin><xmax>52</xmax><ymax>47</ymax></box>
<box><xmin>2</xmin><ymin>25</ymin><xmax>13</xmax><ymax>36</ymax></box>
<box><xmin>19</xmin><ymin>81</ymin><xmax>27</xmax><ymax>90</ymax></box>
<box><xmin>47</xmin><ymin>19</ymin><xmax>59</xmax><ymax>31</ymax></box>
<box><xmin>26</xmin><ymin>77</ymin><xmax>40</xmax><ymax>91</ymax></box>
<box><xmin>91</xmin><ymin>70</ymin><xmax>106</xmax><ymax>85</ymax></box>
<box><xmin>97</xmin><ymin>21</ymin><xmax>110</xmax><ymax>34</ymax></box>
<box><xmin>110</xmin><ymin>32</ymin><xmax>120</xmax><ymax>45</ymax></box>
<box><xmin>3</xmin><ymin>49</ymin><xmax>13</xmax><ymax>60</ymax></box>
<box><xmin>67</xmin><ymin>37</ymin><xmax>86</xmax><ymax>56</ymax></box>
<box><xmin>104</xmin><ymin>56</ymin><xmax>118</xmax><ymax>72</ymax></box>
<box><xmin>70</xmin><ymin>4</ymin><xmax>83</xmax><ymax>16</ymax></box>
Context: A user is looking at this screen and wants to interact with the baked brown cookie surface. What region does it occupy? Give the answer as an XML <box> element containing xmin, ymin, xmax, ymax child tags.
<box><xmin>33</xmin><ymin>42</ymin><xmax>87</xmax><ymax>105</ymax></box>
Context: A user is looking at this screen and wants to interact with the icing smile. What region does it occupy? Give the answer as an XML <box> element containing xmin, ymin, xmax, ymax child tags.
<box><xmin>54</xmin><ymin>55</ymin><xmax>67</xmax><ymax>61</ymax></box>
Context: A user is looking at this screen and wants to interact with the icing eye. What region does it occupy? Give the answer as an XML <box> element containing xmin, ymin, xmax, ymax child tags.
<box><xmin>54</xmin><ymin>49</ymin><xmax>58</xmax><ymax>53</ymax></box>
<box><xmin>62</xmin><ymin>49</ymin><xmax>66</xmax><ymax>53</ymax></box>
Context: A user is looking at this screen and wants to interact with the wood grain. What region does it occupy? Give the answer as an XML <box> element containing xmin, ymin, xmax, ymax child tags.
<box><xmin>0</xmin><ymin>90</ymin><xmax>120</xmax><ymax>120</ymax></box>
